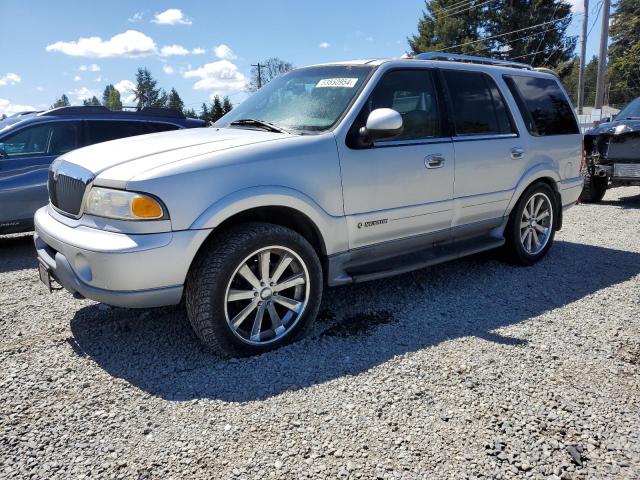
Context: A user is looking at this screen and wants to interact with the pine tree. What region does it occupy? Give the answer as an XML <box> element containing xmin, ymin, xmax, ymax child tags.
<box><xmin>167</xmin><ymin>88</ymin><xmax>185</xmax><ymax>112</ymax></box>
<box><xmin>102</xmin><ymin>85</ymin><xmax>123</xmax><ymax>110</ymax></box>
<box><xmin>484</xmin><ymin>0</ymin><xmax>576</xmax><ymax>68</ymax></box>
<box><xmin>608</xmin><ymin>0</ymin><xmax>640</xmax><ymax>106</ymax></box>
<box><xmin>222</xmin><ymin>96</ymin><xmax>233</xmax><ymax>115</ymax></box>
<box><xmin>184</xmin><ymin>108</ymin><xmax>197</xmax><ymax>119</ymax></box>
<box><xmin>51</xmin><ymin>94</ymin><xmax>70</xmax><ymax>109</ymax></box>
<box><xmin>408</xmin><ymin>0</ymin><xmax>487</xmax><ymax>55</ymax></box>
<box><xmin>211</xmin><ymin>95</ymin><xmax>225</xmax><ymax>121</ymax></box>
<box><xmin>133</xmin><ymin>68</ymin><xmax>167</xmax><ymax>108</ymax></box>
<box><xmin>83</xmin><ymin>96</ymin><xmax>101</xmax><ymax>106</ymax></box>
<box><xmin>557</xmin><ymin>56</ymin><xmax>599</xmax><ymax>106</ymax></box>
<box><xmin>199</xmin><ymin>102</ymin><xmax>210</xmax><ymax>122</ymax></box>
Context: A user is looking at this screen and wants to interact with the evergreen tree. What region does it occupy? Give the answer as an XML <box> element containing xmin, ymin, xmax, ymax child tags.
<box><xmin>248</xmin><ymin>57</ymin><xmax>294</xmax><ymax>92</ymax></box>
<box><xmin>51</xmin><ymin>94</ymin><xmax>70</xmax><ymax>109</ymax></box>
<box><xmin>82</xmin><ymin>96</ymin><xmax>101</xmax><ymax>106</ymax></box>
<box><xmin>485</xmin><ymin>0</ymin><xmax>576</xmax><ymax>68</ymax></box>
<box><xmin>211</xmin><ymin>95</ymin><xmax>225</xmax><ymax>121</ymax></box>
<box><xmin>133</xmin><ymin>68</ymin><xmax>167</xmax><ymax>108</ymax></box>
<box><xmin>199</xmin><ymin>102</ymin><xmax>210</xmax><ymax>122</ymax></box>
<box><xmin>184</xmin><ymin>108</ymin><xmax>197</xmax><ymax>119</ymax></box>
<box><xmin>102</xmin><ymin>85</ymin><xmax>123</xmax><ymax>110</ymax></box>
<box><xmin>167</xmin><ymin>88</ymin><xmax>185</xmax><ymax>112</ymax></box>
<box><xmin>557</xmin><ymin>56</ymin><xmax>599</xmax><ymax>106</ymax></box>
<box><xmin>408</xmin><ymin>0</ymin><xmax>487</xmax><ymax>55</ymax></box>
<box><xmin>1</xmin><ymin>114</ymin><xmax>6</xmax><ymax>121</ymax></box>
<box><xmin>608</xmin><ymin>0</ymin><xmax>640</xmax><ymax>106</ymax></box>
<box><xmin>222</xmin><ymin>96</ymin><xmax>233</xmax><ymax>115</ymax></box>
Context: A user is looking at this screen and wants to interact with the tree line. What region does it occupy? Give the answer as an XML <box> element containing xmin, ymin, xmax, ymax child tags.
<box><xmin>50</xmin><ymin>68</ymin><xmax>235</xmax><ymax>123</ymax></box>
<box><xmin>409</xmin><ymin>0</ymin><xmax>639</xmax><ymax>107</ymax></box>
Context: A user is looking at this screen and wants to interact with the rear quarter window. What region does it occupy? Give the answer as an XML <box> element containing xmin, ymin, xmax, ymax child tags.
<box><xmin>503</xmin><ymin>75</ymin><xmax>579</xmax><ymax>136</ymax></box>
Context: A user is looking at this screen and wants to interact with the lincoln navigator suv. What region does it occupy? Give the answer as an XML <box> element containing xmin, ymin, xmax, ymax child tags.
<box><xmin>34</xmin><ymin>54</ymin><xmax>584</xmax><ymax>357</ymax></box>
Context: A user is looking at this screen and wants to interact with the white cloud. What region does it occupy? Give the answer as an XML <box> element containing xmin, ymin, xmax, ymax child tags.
<box><xmin>46</xmin><ymin>30</ymin><xmax>157</xmax><ymax>58</ymax></box>
<box><xmin>192</xmin><ymin>47</ymin><xmax>205</xmax><ymax>55</ymax></box>
<box><xmin>0</xmin><ymin>98</ymin><xmax>35</xmax><ymax>116</ymax></box>
<box><xmin>114</xmin><ymin>79</ymin><xmax>136</xmax><ymax>104</ymax></box>
<box><xmin>128</xmin><ymin>11</ymin><xmax>144</xmax><ymax>23</ymax></box>
<box><xmin>319</xmin><ymin>42</ymin><xmax>330</xmax><ymax>48</ymax></box>
<box><xmin>183</xmin><ymin>60</ymin><xmax>247</xmax><ymax>94</ymax></box>
<box><xmin>68</xmin><ymin>87</ymin><xmax>100</xmax><ymax>102</ymax></box>
<box><xmin>79</xmin><ymin>64</ymin><xmax>100</xmax><ymax>72</ymax></box>
<box><xmin>95</xmin><ymin>76</ymin><xmax>102</xmax><ymax>82</ymax></box>
<box><xmin>568</xmin><ymin>0</ymin><xmax>583</xmax><ymax>12</ymax></box>
<box><xmin>73</xmin><ymin>75</ymin><xmax>82</xmax><ymax>81</ymax></box>
<box><xmin>160</xmin><ymin>44</ymin><xmax>190</xmax><ymax>57</ymax></box>
<box><xmin>152</xmin><ymin>8</ymin><xmax>192</xmax><ymax>25</ymax></box>
<box><xmin>163</xmin><ymin>65</ymin><xmax>175</xmax><ymax>75</ymax></box>
<box><xmin>0</xmin><ymin>73</ymin><xmax>21</xmax><ymax>87</ymax></box>
<box><xmin>213</xmin><ymin>44</ymin><xmax>236</xmax><ymax>60</ymax></box>
<box><xmin>36</xmin><ymin>86</ymin><xmax>44</xmax><ymax>92</ymax></box>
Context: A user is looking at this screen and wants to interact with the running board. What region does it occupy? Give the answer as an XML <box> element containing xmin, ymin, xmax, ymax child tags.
<box><xmin>346</xmin><ymin>236</ymin><xmax>505</xmax><ymax>283</ymax></box>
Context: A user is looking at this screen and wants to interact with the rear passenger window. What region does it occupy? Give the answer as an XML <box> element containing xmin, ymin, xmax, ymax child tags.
<box><xmin>503</xmin><ymin>75</ymin><xmax>579</xmax><ymax>136</ymax></box>
<box><xmin>147</xmin><ymin>122</ymin><xmax>180</xmax><ymax>133</ymax></box>
<box><xmin>86</xmin><ymin>121</ymin><xmax>150</xmax><ymax>145</ymax></box>
<box><xmin>443</xmin><ymin>70</ymin><xmax>515</xmax><ymax>136</ymax></box>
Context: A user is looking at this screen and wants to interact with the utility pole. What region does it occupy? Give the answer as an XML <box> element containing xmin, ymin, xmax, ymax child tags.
<box><xmin>594</xmin><ymin>0</ymin><xmax>611</xmax><ymax>110</ymax></box>
<box><xmin>251</xmin><ymin>63</ymin><xmax>263</xmax><ymax>89</ymax></box>
<box><xmin>577</xmin><ymin>0</ymin><xmax>589</xmax><ymax>114</ymax></box>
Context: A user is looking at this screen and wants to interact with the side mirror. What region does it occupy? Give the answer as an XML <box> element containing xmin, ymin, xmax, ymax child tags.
<box><xmin>359</xmin><ymin>108</ymin><xmax>403</xmax><ymax>142</ymax></box>
<box><xmin>0</xmin><ymin>143</ymin><xmax>7</xmax><ymax>159</ymax></box>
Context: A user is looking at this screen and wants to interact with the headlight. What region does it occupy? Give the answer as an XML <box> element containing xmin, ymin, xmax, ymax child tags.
<box><xmin>84</xmin><ymin>187</ymin><xmax>166</xmax><ymax>220</ymax></box>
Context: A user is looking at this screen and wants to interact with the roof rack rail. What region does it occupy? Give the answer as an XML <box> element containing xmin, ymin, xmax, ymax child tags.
<box><xmin>43</xmin><ymin>106</ymin><xmax>111</xmax><ymax>116</ymax></box>
<box><xmin>414</xmin><ymin>52</ymin><xmax>533</xmax><ymax>70</ymax></box>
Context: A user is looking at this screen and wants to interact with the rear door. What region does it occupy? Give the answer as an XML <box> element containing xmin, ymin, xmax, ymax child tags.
<box><xmin>440</xmin><ymin>69</ymin><xmax>526</xmax><ymax>234</ymax></box>
<box><xmin>0</xmin><ymin>121</ymin><xmax>81</xmax><ymax>227</ymax></box>
<box><xmin>85</xmin><ymin>120</ymin><xmax>150</xmax><ymax>145</ymax></box>
<box><xmin>337</xmin><ymin>68</ymin><xmax>455</xmax><ymax>250</ymax></box>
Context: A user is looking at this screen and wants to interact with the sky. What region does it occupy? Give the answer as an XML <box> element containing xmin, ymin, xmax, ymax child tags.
<box><xmin>0</xmin><ymin>0</ymin><xmax>604</xmax><ymax>116</ymax></box>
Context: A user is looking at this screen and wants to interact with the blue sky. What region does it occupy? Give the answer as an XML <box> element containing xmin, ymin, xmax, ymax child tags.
<box><xmin>0</xmin><ymin>0</ymin><xmax>602</xmax><ymax>116</ymax></box>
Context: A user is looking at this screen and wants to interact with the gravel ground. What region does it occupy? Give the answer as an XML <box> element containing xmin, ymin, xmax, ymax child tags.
<box><xmin>1</xmin><ymin>187</ymin><xmax>639</xmax><ymax>480</ymax></box>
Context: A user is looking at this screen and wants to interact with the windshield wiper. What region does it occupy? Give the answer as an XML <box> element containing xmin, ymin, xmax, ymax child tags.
<box><xmin>229</xmin><ymin>118</ymin><xmax>287</xmax><ymax>133</ymax></box>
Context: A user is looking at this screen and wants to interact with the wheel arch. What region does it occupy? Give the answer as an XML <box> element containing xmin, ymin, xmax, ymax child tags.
<box><xmin>506</xmin><ymin>167</ymin><xmax>563</xmax><ymax>231</ymax></box>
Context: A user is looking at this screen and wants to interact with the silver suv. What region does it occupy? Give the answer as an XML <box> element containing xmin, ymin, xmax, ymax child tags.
<box><xmin>35</xmin><ymin>54</ymin><xmax>584</xmax><ymax>356</ymax></box>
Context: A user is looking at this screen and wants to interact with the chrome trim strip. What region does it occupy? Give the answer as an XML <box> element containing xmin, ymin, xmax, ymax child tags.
<box><xmin>452</xmin><ymin>133</ymin><xmax>518</xmax><ymax>142</ymax></box>
<box><xmin>374</xmin><ymin>136</ymin><xmax>453</xmax><ymax>148</ymax></box>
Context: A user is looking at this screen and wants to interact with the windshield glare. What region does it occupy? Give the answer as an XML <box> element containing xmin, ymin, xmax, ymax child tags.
<box><xmin>215</xmin><ymin>65</ymin><xmax>373</xmax><ymax>132</ymax></box>
<box><xmin>617</xmin><ymin>98</ymin><xmax>640</xmax><ymax>119</ymax></box>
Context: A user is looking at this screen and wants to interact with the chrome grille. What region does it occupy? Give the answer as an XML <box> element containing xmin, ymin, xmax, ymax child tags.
<box><xmin>614</xmin><ymin>163</ymin><xmax>640</xmax><ymax>179</ymax></box>
<box><xmin>47</xmin><ymin>161</ymin><xmax>94</xmax><ymax>217</ymax></box>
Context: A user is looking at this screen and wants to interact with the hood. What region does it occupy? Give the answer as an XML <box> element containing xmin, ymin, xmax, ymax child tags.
<box><xmin>586</xmin><ymin>119</ymin><xmax>640</xmax><ymax>137</ymax></box>
<box><xmin>59</xmin><ymin>127</ymin><xmax>290</xmax><ymax>176</ymax></box>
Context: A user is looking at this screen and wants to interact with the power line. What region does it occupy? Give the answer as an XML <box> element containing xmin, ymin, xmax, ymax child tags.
<box><xmin>436</xmin><ymin>0</ymin><xmax>496</xmax><ymax>20</ymax></box>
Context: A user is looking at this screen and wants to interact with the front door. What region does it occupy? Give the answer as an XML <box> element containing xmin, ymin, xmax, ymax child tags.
<box><xmin>0</xmin><ymin>121</ymin><xmax>82</xmax><ymax>229</ymax></box>
<box><xmin>336</xmin><ymin>68</ymin><xmax>454</xmax><ymax>250</ymax></box>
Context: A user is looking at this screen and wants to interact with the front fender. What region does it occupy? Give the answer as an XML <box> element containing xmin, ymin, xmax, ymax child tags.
<box><xmin>189</xmin><ymin>185</ymin><xmax>349</xmax><ymax>255</ymax></box>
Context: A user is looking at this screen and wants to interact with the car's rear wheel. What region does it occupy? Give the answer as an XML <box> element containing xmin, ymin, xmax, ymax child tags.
<box><xmin>504</xmin><ymin>183</ymin><xmax>557</xmax><ymax>266</ymax></box>
<box><xmin>185</xmin><ymin>222</ymin><xmax>322</xmax><ymax>357</ymax></box>
<box><xmin>580</xmin><ymin>174</ymin><xmax>607</xmax><ymax>203</ymax></box>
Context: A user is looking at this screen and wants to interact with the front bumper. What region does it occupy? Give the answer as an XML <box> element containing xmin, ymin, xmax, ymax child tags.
<box><xmin>34</xmin><ymin>206</ymin><xmax>211</xmax><ymax>308</ymax></box>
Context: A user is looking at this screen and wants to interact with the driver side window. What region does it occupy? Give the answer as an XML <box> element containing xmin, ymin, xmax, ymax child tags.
<box><xmin>365</xmin><ymin>69</ymin><xmax>441</xmax><ymax>141</ymax></box>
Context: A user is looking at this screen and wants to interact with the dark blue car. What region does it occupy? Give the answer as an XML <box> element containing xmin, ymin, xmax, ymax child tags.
<box><xmin>0</xmin><ymin>106</ymin><xmax>205</xmax><ymax>234</ymax></box>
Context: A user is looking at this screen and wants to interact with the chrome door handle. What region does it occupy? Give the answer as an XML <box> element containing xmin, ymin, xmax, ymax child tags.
<box><xmin>511</xmin><ymin>147</ymin><xmax>526</xmax><ymax>159</ymax></box>
<box><xmin>425</xmin><ymin>154</ymin><xmax>445</xmax><ymax>169</ymax></box>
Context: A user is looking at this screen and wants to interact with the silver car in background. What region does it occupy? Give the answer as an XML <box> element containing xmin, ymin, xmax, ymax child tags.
<box><xmin>34</xmin><ymin>54</ymin><xmax>583</xmax><ymax>356</ymax></box>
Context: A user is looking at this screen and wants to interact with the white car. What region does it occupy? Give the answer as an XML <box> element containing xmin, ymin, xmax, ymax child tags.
<box><xmin>35</xmin><ymin>54</ymin><xmax>584</xmax><ymax>356</ymax></box>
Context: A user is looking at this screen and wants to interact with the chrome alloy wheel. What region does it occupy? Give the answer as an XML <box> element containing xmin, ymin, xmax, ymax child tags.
<box><xmin>520</xmin><ymin>192</ymin><xmax>553</xmax><ymax>255</ymax></box>
<box><xmin>224</xmin><ymin>246</ymin><xmax>310</xmax><ymax>345</ymax></box>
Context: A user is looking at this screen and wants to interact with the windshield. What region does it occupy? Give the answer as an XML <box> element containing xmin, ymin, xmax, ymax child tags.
<box><xmin>215</xmin><ymin>65</ymin><xmax>374</xmax><ymax>132</ymax></box>
<box><xmin>617</xmin><ymin>98</ymin><xmax>640</xmax><ymax>120</ymax></box>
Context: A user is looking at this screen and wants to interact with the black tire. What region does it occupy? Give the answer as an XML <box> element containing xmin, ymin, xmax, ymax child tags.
<box><xmin>504</xmin><ymin>182</ymin><xmax>558</xmax><ymax>266</ymax></box>
<box><xmin>580</xmin><ymin>175</ymin><xmax>607</xmax><ymax>203</ymax></box>
<box><xmin>185</xmin><ymin>222</ymin><xmax>323</xmax><ymax>357</ymax></box>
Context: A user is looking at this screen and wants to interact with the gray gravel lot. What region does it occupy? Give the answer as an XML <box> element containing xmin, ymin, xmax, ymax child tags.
<box><xmin>1</xmin><ymin>187</ymin><xmax>639</xmax><ymax>479</ymax></box>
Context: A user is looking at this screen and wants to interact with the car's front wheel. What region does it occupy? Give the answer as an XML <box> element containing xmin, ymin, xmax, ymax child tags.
<box><xmin>185</xmin><ymin>222</ymin><xmax>323</xmax><ymax>357</ymax></box>
<box><xmin>504</xmin><ymin>183</ymin><xmax>557</xmax><ymax>266</ymax></box>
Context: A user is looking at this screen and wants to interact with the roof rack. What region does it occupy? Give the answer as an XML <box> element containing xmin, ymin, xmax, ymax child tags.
<box><xmin>414</xmin><ymin>52</ymin><xmax>533</xmax><ymax>71</ymax></box>
<box><xmin>41</xmin><ymin>105</ymin><xmax>186</xmax><ymax>119</ymax></box>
